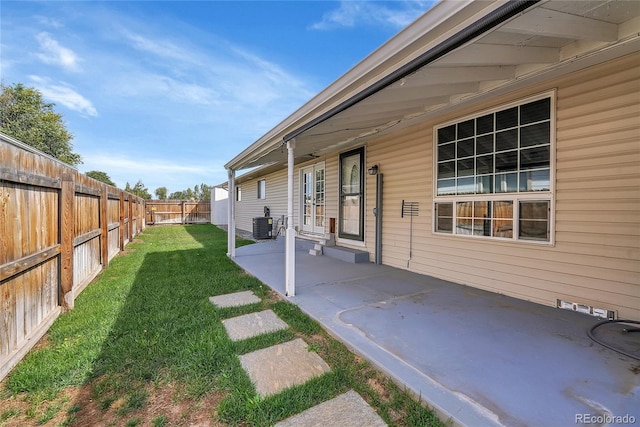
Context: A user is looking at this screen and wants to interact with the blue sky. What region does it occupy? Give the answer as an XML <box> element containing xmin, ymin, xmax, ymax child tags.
<box><xmin>1</xmin><ymin>1</ymin><xmax>433</xmax><ymax>195</ymax></box>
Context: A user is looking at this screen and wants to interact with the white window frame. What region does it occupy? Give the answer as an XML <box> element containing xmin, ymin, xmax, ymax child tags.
<box><xmin>432</xmin><ymin>91</ymin><xmax>556</xmax><ymax>245</ymax></box>
<box><xmin>257</xmin><ymin>179</ymin><xmax>266</xmax><ymax>200</ymax></box>
<box><xmin>235</xmin><ymin>186</ymin><xmax>242</xmax><ymax>202</ymax></box>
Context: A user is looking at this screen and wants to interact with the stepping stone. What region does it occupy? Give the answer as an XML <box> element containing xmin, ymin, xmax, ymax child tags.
<box><xmin>223</xmin><ymin>309</ymin><xmax>288</xmax><ymax>341</ymax></box>
<box><xmin>209</xmin><ymin>290</ymin><xmax>260</xmax><ymax>308</ymax></box>
<box><xmin>239</xmin><ymin>338</ymin><xmax>330</xmax><ymax>397</ymax></box>
<box><xmin>275</xmin><ymin>390</ymin><xmax>387</xmax><ymax>427</ymax></box>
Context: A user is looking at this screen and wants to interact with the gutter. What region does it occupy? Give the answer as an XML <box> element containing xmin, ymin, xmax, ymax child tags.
<box><xmin>283</xmin><ymin>0</ymin><xmax>540</xmax><ymax>143</ymax></box>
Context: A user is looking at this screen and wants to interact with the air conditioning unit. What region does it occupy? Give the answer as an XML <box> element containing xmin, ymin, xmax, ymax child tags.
<box><xmin>253</xmin><ymin>217</ymin><xmax>273</xmax><ymax>239</ymax></box>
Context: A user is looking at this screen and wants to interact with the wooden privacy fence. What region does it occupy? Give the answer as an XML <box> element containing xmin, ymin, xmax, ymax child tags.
<box><xmin>145</xmin><ymin>200</ymin><xmax>211</xmax><ymax>225</ymax></box>
<box><xmin>0</xmin><ymin>132</ymin><xmax>145</xmax><ymax>381</ymax></box>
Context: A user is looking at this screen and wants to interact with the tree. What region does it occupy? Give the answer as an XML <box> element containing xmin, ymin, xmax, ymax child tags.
<box><xmin>167</xmin><ymin>183</ymin><xmax>211</xmax><ymax>200</ymax></box>
<box><xmin>125</xmin><ymin>180</ymin><xmax>152</xmax><ymax>199</ymax></box>
<box><xmin>168</xmin><ymin>191</ymin><xmax>183</xmax><ymax>200</ymax></box>
<box><xmin>86</xmin><ymin>170</ymin><xmax>116</xmax><ymax>186</ymax></box>
<box><xmin>197</xmin><ymin>183</ymin><xmax>212</xmax><ymax>201</ymax></box>
<box><xmin>0</xmin><ymin>83</ymin><xmax>82</xmax><ymax>166</ymax></box>
<box><xmin>154</xmin><ymin>187</ymin><xmax>167</xmax><ymax>200</ymax></box>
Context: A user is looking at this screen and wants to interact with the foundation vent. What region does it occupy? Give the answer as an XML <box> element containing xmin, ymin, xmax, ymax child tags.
<box><xmin>557</xmin><ymin>299</ymin><xmax>615</xmax><ymax>320</ymax></box>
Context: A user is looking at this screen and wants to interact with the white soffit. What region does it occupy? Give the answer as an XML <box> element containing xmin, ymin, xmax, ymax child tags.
<box><xmin>228</xmin><ymin>0</ymin><xmax>640</xmax><ymax>171</ymax></box>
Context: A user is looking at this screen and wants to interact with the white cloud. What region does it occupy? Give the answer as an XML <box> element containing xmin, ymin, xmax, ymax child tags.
<box><xmin>85</xmin><ymin>154</ymin><xmax>208</xmax><ymax>174</ymax></box>
<box><xmin>96</xmin><ymin>28</ymin><xmax>312</xmax><ymax>133</ymax></box>
<box><xmin>111</xmin><ymin>24</ymin><xmax>311</xmax><ymax>114</ymax></box>
<box><xmin>81</xmin><ymin>153</ymin><xmax>225</xmax><ymax>191</ymax></box>
<box><xmin>116</xmin><ymin>72</ymin><xmax>220</xmax><ymax>106</ymax></box>
<box><xmin>29</xmin><ymin>75</ymin><xmax>98</xmax><ymax>117</ymax></box>
<box><xmin>35</xmin><ymin>32</ymin><xmax>80</xmax><ymax>71</ymax></box>
<box><xmin>35</xmin><ymin>16</ymin><xmax>64</xmax><ymax>29</ymax></box>
<box><xmin>310</xmin><ymin>1</ymin><xmax>432</xmax><ymax>30</ymax></box>
<box><xmin>231</xmin><ymin>47</ymin><xmax>310</xmax><ymax>92</ymax></box>
<box><xmin>121</xmin><ymin>30</ymin><xmax>197</xmax><ymax>64</ymax></box>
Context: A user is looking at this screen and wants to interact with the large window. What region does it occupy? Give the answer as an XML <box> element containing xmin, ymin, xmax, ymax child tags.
<box><xmin>434</xmin><ymin>94</ymin><xmax>553</xmax><ymax>243</ymax></box>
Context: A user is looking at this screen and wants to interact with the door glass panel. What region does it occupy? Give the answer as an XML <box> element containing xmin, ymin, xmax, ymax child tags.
<box><xmin>339</xmin><ymin>148</ymin><xmax>363</xmax><ymax>240</ymax></box>
<box><xmin>342</xmin><ymin>153</ymin><xmax>360</xmax><ymax>193</ymax></box>
<box><xmin>315</xmin><ymin>167</ymin><xmax>325</xmax><ymax>231</ymax></box>
<box><xmin>302</xmin><ymin>166</ymin><xmax>325</xmax><ymax>233</ymax></box>
<box><xmin>341</xmin><ymin>195</ymin><xmax>360</xmax><ymax>235</ymax></box>
<box><xmin>303</xmin><ymin>171</ymin><xmax>312</xmax><ymax>227</ymax></box>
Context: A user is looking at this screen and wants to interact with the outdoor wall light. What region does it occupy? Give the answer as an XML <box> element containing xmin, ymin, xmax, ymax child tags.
<box><xmin>367</xmin><ymin>164</ymin><xmax>379</xmax><ymax>175</ymax></box>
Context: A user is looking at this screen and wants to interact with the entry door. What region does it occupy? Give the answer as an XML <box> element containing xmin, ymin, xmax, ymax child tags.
<box><xmin>301</xmin><ymin>164</ymin><xmax>325</xmax><ymax>234</ymax></box>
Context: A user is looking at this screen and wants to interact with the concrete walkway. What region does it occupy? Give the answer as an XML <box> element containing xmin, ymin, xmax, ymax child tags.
<box><xmin>230</xmin><ymin>237</ymin><xmax>640</xmax><ymax>427</ymax></box>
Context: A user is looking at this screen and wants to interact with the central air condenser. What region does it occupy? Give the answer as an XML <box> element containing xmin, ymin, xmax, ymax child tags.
<box><xmin>252</xmin><ymin>217</ymin><xmax>273</xmax><ymax>239</ymax></box>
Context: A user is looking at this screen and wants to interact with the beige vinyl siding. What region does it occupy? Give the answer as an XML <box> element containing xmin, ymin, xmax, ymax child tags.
<box><xmin>366</xmin><ymin>126</ymin><xmax>433</xmax><ymax>263</ymax></box>
<box><xmin>234</xmin><ymin>169</ymin><xmax>291</xmax><ymax>234</ymax></box>
<box><xmin>364</xmin><ymin>52</ymin><xmax>639</xmax><ymax>319</ymax></box>
<box><xmin>552</xmin><ymin>53</ymin><xmax>640</xmax><ymax>319</ymax></box>
<box><xmin>325</xmin><ymin>157</ymin><xmax>340</xmax><ymax>226</ymax></box>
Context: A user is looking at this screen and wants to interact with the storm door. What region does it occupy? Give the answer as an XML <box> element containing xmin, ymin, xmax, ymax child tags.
<box><xmin>339</xmin><ymin>147</ymin><xmax>364</xmax><ymax>240</ymax></box>
<box><xmin>301</xmin><ymin>163</ymin><xmax>325</xmax><ymax>234</ymax></box>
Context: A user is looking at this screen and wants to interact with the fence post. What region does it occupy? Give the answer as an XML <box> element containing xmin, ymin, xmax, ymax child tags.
<box><xmin>101</xmin><ymin>186</ymin><xmax>109</xmax><ymax>269</ymax></box>
<box><xmin>60</xmin><ymin>173</ymin><xmax>75</xmax><ymax>309</ymax></box>
<box><xmin>128</xmin><ymin>197</ymin><xmax>133</xmax><ymax>239</ymax></box>
<box><xmin>119</xmin><ymin>193</ymin><xmax>125</xmax><ymax>251</ymax></box>
<box><xmin>181</xmin><ymin>201</ymin><xmax>185</xmax><ymax>225</ymax></box>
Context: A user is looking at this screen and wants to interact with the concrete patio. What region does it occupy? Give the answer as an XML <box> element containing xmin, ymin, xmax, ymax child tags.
<box><xmin>230</xmin><ymin>237</ymin><xmax>639</xmax><ymax>427</ymax></box>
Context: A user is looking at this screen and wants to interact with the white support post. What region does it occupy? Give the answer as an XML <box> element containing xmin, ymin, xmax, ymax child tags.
<box><xmin>285</xmin><ymin>139</ymin><xmax>296</xmax><ymax>296</ymax></box>
<box><xmin>227</xmin><ymin>168</ymin><xmax>236</xmax><ymax>258</ymax></box>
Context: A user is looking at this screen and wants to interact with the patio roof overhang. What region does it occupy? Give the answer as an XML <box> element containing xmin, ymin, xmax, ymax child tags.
<box><xmin>225</xmin><ymin>0</ymin><xmax>640</xmax><ymax>173</ymax></box>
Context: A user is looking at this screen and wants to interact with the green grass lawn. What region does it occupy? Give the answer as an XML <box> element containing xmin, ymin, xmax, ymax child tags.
<box><xmin>0</xmin><ymin>224</ymin><xmax>444</xmax><ymax>426</ymax></box>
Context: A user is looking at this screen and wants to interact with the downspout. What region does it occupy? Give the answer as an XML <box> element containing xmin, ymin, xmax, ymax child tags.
<box><xmin>227</xmin><ymin>168</ymin><xmax>236</xmax><ymax>258</ymax></box>
<box><xmin>285</xmin><ymin>140</ymin><xmax>296</xmax><ymax>296</ymax></box>
<box><xmin>375</xmin><ymin>172</ymin><xmax>383</xmax><ymax>265</ymax></box>
<box><xmin>282</xmin><ymin>0</ymin><xmax>539</xmax><ymax>142</ymax></box>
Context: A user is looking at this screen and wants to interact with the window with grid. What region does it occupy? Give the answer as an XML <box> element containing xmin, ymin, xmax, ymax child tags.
<box><xmin>434</xmin><ymin>94</ymin><xmax>553</xmax><ymax>243</ymax></box>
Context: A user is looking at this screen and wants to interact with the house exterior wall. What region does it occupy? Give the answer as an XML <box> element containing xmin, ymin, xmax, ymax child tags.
<box><xmin>234</xmin><ymin>53</ymin><xmax>639</xmax><ymax>319</ymax></box>
<box><xmin>234</xmin><ymin>169</ymin><xmax>291</xmax><ymax>234</ymax></box>
<box><xmin>366</xmin><ymin>52</ymin><xmax>639</xmax><ymax>320</ymax></box>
